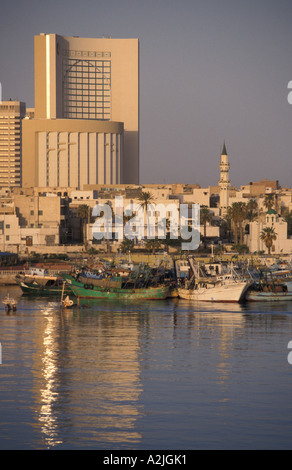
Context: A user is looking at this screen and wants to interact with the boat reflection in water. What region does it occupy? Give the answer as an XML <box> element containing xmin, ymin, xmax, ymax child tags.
<box><xmin>2</xmin><ymin>284</ymin><xmax>292</xmax><ymax>450</ymax></box>
<box><xmin>32</xmin><ymin>304</ymin><xmax>143</xmax><ymax>448</ymax></box>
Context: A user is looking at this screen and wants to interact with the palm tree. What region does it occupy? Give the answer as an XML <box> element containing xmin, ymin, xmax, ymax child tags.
<box><xmin>119</xmin><ymin>238</ymin><xmax>134</xmax><ymax>254</ymax></box>
<box><xmin>227</xmin><ymin>202</ymin><xmax>247</xmax><ymax>244</ymax></box>
<box><xmin>263</xmin><ymin>193</ymin><xmax>275</xmax><ymax>212</ymax></box>
<box><xmin>145</xmin><ymin>239</ymin><xmax>162</xmax><ymax>254</ymax></box>
<box><xmin>138</xmin><ymin>191</ymin><xmax>155</xmax><ymax>211</ymax></box>
<box><xmin>260</xmin><ymin>227</ymin><xmax>277</xmax><ymax>254</ymax></box>
<box><xmin>76</xmin><ymin>204</ymin><xmax>91</xmax><ymax>247</ymax></box>
<box><xmin>200</xmin><ymin>206</ymin><xmax>213</xmax><ymax>248</ymax></box>
<box><xmin>283</xmin><ymin>210</ymin><xmax>292</xmax><ymax>236</ymax></box>
<box><xmin>138</xmin><ymin>191</ymin><xmax>155</xmax><ymax>239</ymax></box>
<box><xmin>246</xmin><ymin>199</ymin><xmax>258</xmax><ymax>222</ymax></box>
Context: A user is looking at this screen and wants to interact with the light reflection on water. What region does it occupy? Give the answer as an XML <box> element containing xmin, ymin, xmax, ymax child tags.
<box><xmin>0</xmin><ymin>286</ymin><xmax>292</xmax><ymax>449</ymax></box>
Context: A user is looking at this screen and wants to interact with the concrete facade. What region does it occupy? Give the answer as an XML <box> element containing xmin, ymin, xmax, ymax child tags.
<box><xmin>0</xmin><ymin>101</ymin><xmax>26</xmax><ymax>187</ymax></box>
<box><xmin>22</xmin><ymin>119</ymin><xmax>124</xmax><ymax>188</ymax></box>
<box><xmin>33</xmin><ymin>34</ymin><xmax>139</xmax><ymax>184</ymax></box>
<box><xmin>245</xmin><ymin>211</ymin><xmax>292</xmax><ymax>254</ymax></box>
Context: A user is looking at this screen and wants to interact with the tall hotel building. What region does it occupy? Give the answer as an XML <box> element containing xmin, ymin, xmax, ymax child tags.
<box><xmin>0</xmin><ymin>101</ymin><xmax>26</xmax><ymax>187</ymax></box>
<box><xmin>22</xmin><ymin>34</ymin><xmax>139</xmax><ymax>188</ymax></box>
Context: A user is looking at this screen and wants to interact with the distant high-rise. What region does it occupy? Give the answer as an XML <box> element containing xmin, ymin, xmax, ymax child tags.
<box><xmin>31</xmin><ymin>34</ymin><xmax>139</xmax><ymax>184</ymax></box>
<box><xmin>0</xmin><ymin>100</ymin><xmax>26</xmax><ymax>187</ymax></box>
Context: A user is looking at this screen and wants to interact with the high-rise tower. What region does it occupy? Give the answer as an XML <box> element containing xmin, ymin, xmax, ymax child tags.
<box><xmin>22</xmin><ymin>34</ymin><xmax>139</xmax><ymax>188</ymax></box>
<box><xmin>0</xmin><ymin>100</ymin><xmax>26</xmax><ymax>187</ymax></box>
<box><xmin>218</xmin><ymin>142</ymin><xmax>230</xmax><ymax>216</ymax></box>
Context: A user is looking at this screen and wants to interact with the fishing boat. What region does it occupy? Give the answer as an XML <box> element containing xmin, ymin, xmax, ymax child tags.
<box><xmin>245</xmin><ymin>281</ymin><xmax>292</xmax><ymax>302</ymax></box>
<box><xmin>251</xmin><ymin>261</ymin><xmax>292</xmax><ymax>295</ymax></box>
<box><xmin>15</xmin><ymin>267</ymin><xmax>57</xmax><ymax>284</ymax></box>
<box><xmin>178</xmin><ymin>278</ymin><xmax>250</xmax><ymax>303</ymax></box>
<box><xmin>16</xmin><ymin>273</ymin><xmax>70</xmax><ymax>296</ymax></box>
<box><xmin>62</xmin><ymin>273</ymin><xmax>169</xmax><ymax>301</ymax></box>
<box><xmin>177</xmin><ymin>258</ymin><xmax>251</xmax><ymax>303</ymax></box>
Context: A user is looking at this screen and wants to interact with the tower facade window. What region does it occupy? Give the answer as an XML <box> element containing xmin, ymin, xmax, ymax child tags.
<box><xmin>63</xmin><ymin>57</ymin><xmax>111</xmax><ymax>121</ymax></box>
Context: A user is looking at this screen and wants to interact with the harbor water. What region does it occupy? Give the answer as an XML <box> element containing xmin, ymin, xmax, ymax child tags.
<box><xmin>1</xmin><ymin>285</ymin><xmax>292</xmax><ymax>450</ymax></box>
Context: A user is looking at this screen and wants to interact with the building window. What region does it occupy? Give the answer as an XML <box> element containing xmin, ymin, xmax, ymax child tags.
<box><xmin>63</xmin><ymin>57</ymin><xmax>111</xmax><ymax>121</ymax></box>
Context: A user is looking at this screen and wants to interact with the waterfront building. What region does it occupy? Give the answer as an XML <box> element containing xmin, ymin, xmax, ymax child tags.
<box><xmin>22</xmin><ymin>34</ymin><xmax>139</xmax><ymax>188</ymax></box>
<box><xmin>245</xmin><ymin>209</ymin><xmax>292</xmax><ymax>254</ymax></box>
<box><xmin>0</xmin><ymin>100</ymin><xmax>26</xmax><ymax>187</ymax></box>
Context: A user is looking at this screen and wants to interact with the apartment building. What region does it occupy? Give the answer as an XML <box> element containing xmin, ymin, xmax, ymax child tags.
<box><xmin>0</xmin><ymin>100</ymin><xmax>26</xmax><ymax>187</ymax></box>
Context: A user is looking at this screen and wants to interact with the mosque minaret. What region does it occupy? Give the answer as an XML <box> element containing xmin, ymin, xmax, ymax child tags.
<box><xmin>218</xmin><ymin>141</ymin><xmax>230</xmax><ymax>216</ymax></box>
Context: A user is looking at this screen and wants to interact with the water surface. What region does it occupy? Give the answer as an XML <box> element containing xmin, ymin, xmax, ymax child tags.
<box><xmin>0</xmin><ymin>286</ymin><xmax>292</xmax><ymax>450</ymax></box>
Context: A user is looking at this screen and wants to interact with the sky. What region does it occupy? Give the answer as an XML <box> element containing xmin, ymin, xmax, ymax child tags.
<box><xmin>1</xmin><ymin>0</ymin><xmax>292</xmax><ymax>188</ymax></box>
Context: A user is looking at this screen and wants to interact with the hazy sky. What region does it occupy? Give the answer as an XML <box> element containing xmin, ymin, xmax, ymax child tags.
<box><xmin>1</xmin><ymin>0</ymin><xmax>292</xmax><ymax>188</ymax></box>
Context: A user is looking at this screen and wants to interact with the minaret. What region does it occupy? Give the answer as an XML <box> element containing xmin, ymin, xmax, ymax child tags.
<box><xmin>219</xmin><ymin>141</ymin><xmax>230</xmax><ymax>216</ymax></box>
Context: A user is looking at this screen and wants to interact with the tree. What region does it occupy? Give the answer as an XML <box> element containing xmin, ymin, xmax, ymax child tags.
<box><xmin>138</xmin><ymin>191</ymin><xmax>155</xmax><ymax>210</ymax></box>
<box><xmin>263</xmin><ymin>193</ymin><xmax>275</xmax><ymax>212</ymax></box>
<box><xmin>138</xmin><ymin>191</ymin><xmax>155</xmax><ymax>239</ymax></box>
<box><xmin>227</xmin><ymin>202</ymin><xmax>247</xmax><ymax>244</ymax></box>
<box><xmin>283</xmin><ymin>210</ymin><xmax>292</xmax><ymax>236</ymax></box>
<box><xmin>145</xmin><ymin>239</ymin><xmax>162</xmax><ymax>254</ymax></box>
<box><xmin>260</xmin><ymin>227</ymin><xmax>277</xmax><ymax>254</ymax></box>
<box><xmin>219</xmin><ymin>213</ymin><xmax>232</xmax><ymax>242</ymax></box>
<box><xmin>76</xmin><ymin>204</ymin><xmax>91</xmax><ymax>247</ymax></box>
<box><xmin>119</xmin><ymin>238</ymin><xmax>134</xmax><ymax>254</ymax></box>
<box><xmin>246</xmin><ymin>199</ymin><xmax>258</xmax><ymax>222</ymax></box>
<box><xmin>200</xmin><ymin>206</ymin><xmax>213</xmax><ymax>248</ymax></box>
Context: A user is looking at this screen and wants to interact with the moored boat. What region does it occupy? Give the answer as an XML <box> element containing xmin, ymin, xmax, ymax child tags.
<box><xmin>177</xmin><ymin>257</ymin><xmax>251</xmax><ymax>303</ymax></box>
<box><xmin>15</xmin><ymin>267</ymin><xmax>58</xmax><ymax>286</ymax></box>
<box><xmin>178</xmin><ymin>278</ymin><xmax>250</xmax><ymax>303</ymax></box>
<box><xmin>245</xmin><ymin>281</ymin><xmax>292</xmax><ymax>302</ymax></box>
<box><xmin>63</xmin><ymin>274</ymin><xmax>169</xmax><ymax>301</ymax></box>
<box><xmin>16</xmin><ymin>275</ymin><xmax>70</xmax><ymax>296</ymax></box>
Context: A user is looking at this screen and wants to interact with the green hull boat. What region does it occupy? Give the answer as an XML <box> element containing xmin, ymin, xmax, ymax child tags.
<box><xmin>16</xmin><ymin>278</ymin><xmax>71</xmax><ymax>296</ymax></box>
<box><xmin>63</xmin><ymin>274</ymin><xmax>169</xmax><ymax>301</ymax></box>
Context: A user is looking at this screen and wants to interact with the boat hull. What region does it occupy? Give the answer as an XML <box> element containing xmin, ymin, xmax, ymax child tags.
<box><xmin>17</xmin><ymin>280</ymin><xmax>70</xmax><ymax>296</ymax></box>
<box><xmin>178</xmin><ymin>281</ymin><xmax>250</xmax><ymax>303</ymax></box>
<box><xmin>246</xmin><ymin>291</ymin><xmax>292</xmax><ymax>302</ymax></box>
<box><xmin>65</xmin><ymin>277</ymin><xmax>169</xmax><ymax>301</ymax></box>
<box><xmin>245</xmin><ymin>279</ymin><xmax>292</xmax><ymax>301</ymax></box>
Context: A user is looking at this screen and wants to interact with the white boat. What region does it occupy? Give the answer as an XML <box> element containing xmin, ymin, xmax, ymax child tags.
<box><xmin>15</xmin><ymin>267</ymin><xmax>58</xmax><ymax>287</ymax></box>
<box><xmin>178</xmin><ymin>278</ymin><xmax>250</xmax><ymax>303</ymax></box>
<box><xmin>177</xmin><ymin>257</ymin><xmax>251</xmax><ymax>303</ymax></box>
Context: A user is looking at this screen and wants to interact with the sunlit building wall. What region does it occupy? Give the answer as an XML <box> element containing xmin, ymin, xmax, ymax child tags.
<box><xmin>32</xmin><ymin>33</ymin><xmax>139</xmax><ymax>184</ymax></box>
<box><xmin>22</xmin><ymin>119</ymin><xmax>124</xmax><ymax>188</ymax></box>
<box><xmin>0</xmin><ymin>101</ymin><xmax>26</xmax><ymax>187</ymax></box>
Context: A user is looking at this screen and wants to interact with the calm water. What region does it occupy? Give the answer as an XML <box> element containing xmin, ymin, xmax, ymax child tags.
<box><xmin>0</xmin><ymin>285</ymin><xmax>292</xmax><ymax>450</ymax></box>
